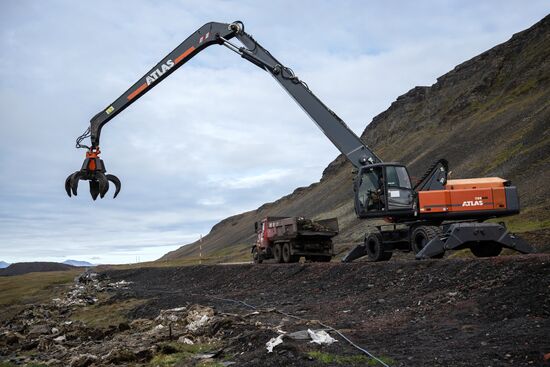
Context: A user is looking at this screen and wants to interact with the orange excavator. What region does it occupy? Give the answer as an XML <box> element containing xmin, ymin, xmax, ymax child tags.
<box><xmin>65</xmin><ymin>21</ymin><xmax>534</xmax><ymax>260</ymax></box>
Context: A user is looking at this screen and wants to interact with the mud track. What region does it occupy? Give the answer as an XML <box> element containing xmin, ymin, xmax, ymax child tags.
<box><xmin>105</xmin><ymin>254</ymin><xmax>550</xmax><ymax>366</ymax></box>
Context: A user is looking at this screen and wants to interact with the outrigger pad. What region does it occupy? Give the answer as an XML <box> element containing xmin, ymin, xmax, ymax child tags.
<box><xmin>341</xmin><ymin>244</ymin><xmax>368</xmax><ymax>263</ymax></box>
<box><xmin>416</xmin><ymin>222</ymin><xmax>535</xmax><ymax>259</ymax></box>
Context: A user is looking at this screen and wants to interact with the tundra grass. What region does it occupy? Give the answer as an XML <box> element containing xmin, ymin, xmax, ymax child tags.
<box><xmin>149</xmin><ymin>342</ymin><xmax>221</xmax><ymax>367</ymax></box>
<box><xmin>0</xmin><ymin>270</ymin><xmax>81</xmax><ymax>322</ymax></box>
<box><xmin>70</xmin><ymin>298</ymin><xmax>147</xmax><ymax>328</ymax></box>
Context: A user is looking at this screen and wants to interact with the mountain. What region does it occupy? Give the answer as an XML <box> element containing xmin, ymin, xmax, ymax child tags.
<box><xmin>0</xmin><ymin>262</ymin><xmax>76</xmax><ymax>277</ymax></box>
<box><xmin>161</xmin><ymin>15</ymin><xmax>550</xmax><ymax>262</ymax></box>
<box><xmin>0</xmin><ymin>261</ymin><xmax>10</xmax><ymax>269</ymax></box>
<box><xmin>63</xmin><ymin>259</ymin><xmax>94</xmax><ymax>267</ymax></box>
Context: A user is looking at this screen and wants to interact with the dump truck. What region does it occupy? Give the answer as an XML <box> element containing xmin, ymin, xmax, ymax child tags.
<box><xmin>252</xmin><ymin>217</ymin><xmax>339</xmax><ymax>263</ymax></box>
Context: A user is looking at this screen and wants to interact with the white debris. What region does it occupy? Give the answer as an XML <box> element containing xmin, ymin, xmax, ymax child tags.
<box><xmin>167</xmin><ymin>307</ymin><xmax>186</xmax><ymax>312</ymax></box>
<box><xmin>187</xmin><ymin>315</ymin><xmax>210</xmax><ymax>332</ymax></box>
<box><xmin>51</xmin><ymin>327</ymin><xmax>59</xmax><ymax>334</ymax></box>
<box><xmin>178</xmin><ymin>336</ymin><xmax>194</xmax><ymax>345</ymax></box>
<box><xmin>308</xmin><ymin>329</ymin><xmax>337</xmax><ymax>345</ymax></box>
<box><xmin>53</xmin><ymin>335</ymin><xmax>66</xmax><ymax>343</ymax></box>
<box><xmin>153</xmin><ymin>324</ymin><xmax>165</xmax><ymax>332</ymax></box>
<box><xmin>266</xmin><ymin>334</ymin><xmax>284</xmax><ymax>353</ymax></box>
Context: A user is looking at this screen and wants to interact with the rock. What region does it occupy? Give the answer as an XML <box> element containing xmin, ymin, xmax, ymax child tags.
<box><xmin>104</xmin><ymin>348</ymin><xmax>137</xmax><ymax>363</ymax></box>
<box><xmin>27</xmin><ymin>324</ymin><xmax>51</xmax><ymax>338</ymax></box>
<box><xmin>69</xmin><ymin>353</ymin><xmax>98</xmax><ymax>367</ymax></box>
<box><xmin>53</xmin><ymin>335</ymin><xmax>66</xmax><ymax>343</ymax></box>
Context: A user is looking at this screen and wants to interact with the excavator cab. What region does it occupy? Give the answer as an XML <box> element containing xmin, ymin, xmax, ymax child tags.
<box><xmin>354</xmin><ymin>163</ymin><xmax>415</xmax><ymax>218</ymax></box>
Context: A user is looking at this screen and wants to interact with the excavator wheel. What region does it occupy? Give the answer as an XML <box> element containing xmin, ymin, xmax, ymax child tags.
<box><xmin>273</xmin><ymin>244</ymin><xmax>283</xmax><ymax>263</ymax></box>
<box><xmin>365</xmin><ymin>232</ymin><xmax>392</xmax><ymax>262</ymax></box>
<box><xmin>470</xmin><ymin>242</ymin><xmax>503</xmax><ymax>257</ymax></box>
<box><xmin>411</xmin><ymin>225</ymin><xmax>444</xmax><ymax>258</ymax></box>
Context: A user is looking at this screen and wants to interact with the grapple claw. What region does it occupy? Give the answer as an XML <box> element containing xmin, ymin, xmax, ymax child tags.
<box><xmin>65</xmin><ymin>174</ymin><xmax>73</xmax><ymax>197</ymax></box>
<box><xmin>89</xmin><ymin>180</ymin><xmax>100</xmax><ymax>200</ymax></box>
<box><xmin>65</xmin><ymin>147</ymin><xmax>121</xmax><ymax>200</ymax></box>
<box><xmin>95</xmin><ymin>171</ymin><xmax>109</xmax><ymax>198</ymax></box>
<box><xmin>106</xmin><ymin>174</ymin><xmax>121</xmax><ymax>198</ymax></box>
<box><xmin>70</xmin><ymin>171</ymin><xmax>82</xmax><ymax>196</ymax></box>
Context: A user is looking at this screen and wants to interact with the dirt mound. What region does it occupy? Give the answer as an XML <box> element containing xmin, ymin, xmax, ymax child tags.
<box><xmin>0</xmin><ymin>262</ymin><xmax>76</xmax><ymax>277</ymax></box>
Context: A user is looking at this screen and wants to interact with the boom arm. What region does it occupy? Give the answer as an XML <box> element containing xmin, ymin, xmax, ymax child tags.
<box><xmin>85</xmin><ymin>21</ymin><xmax>380</xmax><ymax>168</ymax></box>
<box><xmin>68</xmin><ymin>21</ymin><xmax>381</xmax><ymax>200</ymax></box>
<box><xmin>87</xmin><ymin>22</ymin><xmax>237</xmax><ymax>148</ymax></box>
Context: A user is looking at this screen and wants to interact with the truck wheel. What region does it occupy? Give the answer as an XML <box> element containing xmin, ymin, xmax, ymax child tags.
<box><xmin>282</xmin><ymin>243</ymin><xmax>292</xmax><ymax>263</ymax></box>
<box><xmin>252</xmin><ymin>246</ymin><xmax>263</xmax><ymax>264</ymax></box>
<box><xmin>411</xmin><ymin>225</ymin><xmax>443</xmax><ymax>257</ymax></box>
<box><xmin>365</xmin><ymin>233</ymin><xmax>392</xmax><ymax>262</ymax></box>
<box><xmin>470</xmin><ymin>242</ymin><xmax>503</xmax><ymax>257</ymax></box>
<box><xmin>273</xmin><ymin>244</ymin><xmax>283</xmax><ymax>263</ymax></box>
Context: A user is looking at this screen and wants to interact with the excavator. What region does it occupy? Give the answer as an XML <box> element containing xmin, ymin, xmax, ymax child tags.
<box><xmin>65</xmin><ymin>21</ymin><xmax>534</xmax><ymax>260</ymax></box>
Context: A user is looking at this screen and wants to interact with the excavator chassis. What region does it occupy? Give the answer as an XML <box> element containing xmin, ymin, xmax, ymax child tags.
<box><xmin>342</xmin><ymin>221</ymin><xmax>534</xmax><ymax>262</ymax></box>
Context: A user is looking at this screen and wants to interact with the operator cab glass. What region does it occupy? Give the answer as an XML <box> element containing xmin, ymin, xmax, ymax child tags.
<box><xmin>354</xmin><ymin>163</ymin><xmax>415</xmax><ymax>218</ymax></box>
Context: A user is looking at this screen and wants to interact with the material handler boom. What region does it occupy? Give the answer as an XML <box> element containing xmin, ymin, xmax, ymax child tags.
<box><xmin>65</xmin><ymin>21</ymin><xmax>534</xmax><ymax>260</ymax></box>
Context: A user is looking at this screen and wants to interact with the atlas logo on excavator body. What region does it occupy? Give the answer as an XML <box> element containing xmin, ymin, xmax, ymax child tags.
<box><xmin>462</xmin><ymin>200</ymin><xmax>484</xmax><ymax>207</ymax></box>
<box><xmin>146</xmin><ymin>60</ymin><xmax>175</xmax><ymax>85</ymax></box>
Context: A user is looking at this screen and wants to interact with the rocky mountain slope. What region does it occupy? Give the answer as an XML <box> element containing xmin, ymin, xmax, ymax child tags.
<box><xmin>162</xmin><ymin>15</ymin><xmax>550</xmax><ymax>261</ymax></box>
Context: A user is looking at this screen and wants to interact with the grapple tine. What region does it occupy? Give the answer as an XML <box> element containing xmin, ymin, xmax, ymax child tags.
<box><xmin>65</xmin><ymin>174</ymin><xmax>73</xmax><ymax>197</ymax></box>
<box><xmin>96</xmin><ymin>171</ymin><xmax>109</xmax><ymax>198</ymax></box>
<box><xmin>89</xmin><ymin>180</ymin><xmax>100</xmax><ymax>200</ymax></box>
<box><xmin>106</xmin><ymin>174</ymin><xmax>121</xmax><ymax>198</ymax></box>
<box><xmin>70</xmin><ymin>172</ymin><xmax>82</xmax><ymax>196</ymax></box>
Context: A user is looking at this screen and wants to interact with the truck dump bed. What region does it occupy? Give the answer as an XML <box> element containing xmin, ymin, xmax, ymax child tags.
<box><xmin>266</xmin><ymin>216</ymin><xmax>339</xmax><ymax>240</ymax></box>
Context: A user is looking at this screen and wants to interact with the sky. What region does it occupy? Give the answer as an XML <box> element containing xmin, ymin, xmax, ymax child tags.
<box><xmin>0</xmin><ymin>1</ymin><xmax>548</xmax><ymax>264</ymax></box>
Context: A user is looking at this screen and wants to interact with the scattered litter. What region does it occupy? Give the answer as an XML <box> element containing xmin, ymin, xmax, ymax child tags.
<box><xmin>266</xmin><ymin>334</ymin><xmax>284</xmax><ymax>353</ymax></box>
<box><xmin>178</xmin><ymin>336</ymin><xmax>194</xmax><ymax>345</ymax></box>
<box><xmin>187</xmin><ymin>314</ymin><xmax>210</xmax><ymax>331</ymax></box>
<box><xmin>194</xmin><ymin>353</ymin><xmax>217</xmax><ymax>359</ymax></box>
<box><xmin>53</xmin><ymin>335</ymin><xmax>66</xmax><ymax>343</ymax></box>
<box><xmin>308</xmin><ymin>329</ymin><xmax>337</xmax><ymax>345</ymax></box>
<box><xmin>287</xmin><ymin>330</ymin><xmax>311</xmax><ymax>340</ymax></box>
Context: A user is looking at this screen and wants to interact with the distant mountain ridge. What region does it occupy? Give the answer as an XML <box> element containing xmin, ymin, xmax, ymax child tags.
<box><xmin>63</xmin><ymin>259</ymin><xmax>94</xmax><ymax>267</ymax></box>
<box><xmin>0</xmin><ymin>261</ymin><xmax>10</xmax><ymax>269</ymax></box>
<box><xmin>161</xmin><ymin>15</ymin><xmax>550</xmax><ymax>262</ymax></box>
<box><xmin>0</xmin><ymin>262</ymin><xmax>76</xmax><ymax>277</ymax></box>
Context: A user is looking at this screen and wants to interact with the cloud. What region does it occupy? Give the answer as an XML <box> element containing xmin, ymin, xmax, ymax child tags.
<box><xmin>1</xmin><ymin>0</ymin><xmax>548</xmax><ymax>263</ymax></box>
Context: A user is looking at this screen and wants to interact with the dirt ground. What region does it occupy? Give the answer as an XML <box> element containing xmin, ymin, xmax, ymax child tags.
<box><xmin>103</xmin><ymin>253</ymin><xmax>550</xmax><ymax>367</ymax></box>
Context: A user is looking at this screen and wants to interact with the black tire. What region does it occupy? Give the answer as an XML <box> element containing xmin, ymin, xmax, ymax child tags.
<box><xmin>470</xmin><ymin>242</ymin><xmax>503</xmax><ymax>257</ymax></box>
<box><xmin>282</xmin><ymin>243</ymin><xmax>292</xmax><ymax>263</ymax></box>
<box><xmin>365</xmin><ymin>233</ymin><xmax>392</xmax><ymax>262</ymax></box>
<box><xmin>252</xmin><ymin>246</ymin><xmax>263</xmax><ymax>264</ymax></box>
<box><xmin>411</xmin><ymin>225</ymin><xmax>442</xmax><ymax>255</ymax></box>
<box><xmin>273</xmin><ymin>244</ymin><xmax>283</xmax><ymax>263</ymax></box>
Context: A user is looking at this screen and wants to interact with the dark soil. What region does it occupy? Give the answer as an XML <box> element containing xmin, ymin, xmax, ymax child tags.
<box><xmin>106</xmin><ymin>254</ymin><xmax>550</xmax><ymax>367</ymax></box>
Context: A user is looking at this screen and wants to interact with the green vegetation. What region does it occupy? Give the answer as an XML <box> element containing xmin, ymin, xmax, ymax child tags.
<box><xmin>149</xmin><ymin>342</ymin><xmax>221</xmax><ymax>367</ymax></box>
<box><xmin>307</xmin><ymin>351</ymin><xmax>394</xmax><ymax>366</ymax></box>
<box><xmin>0</xmin><ymin>363</ymin><xmax>48</xmax><ymax>367</ymax></box>
<box><xmin>70</xmin><ymin>298</ymin><xmax>146</xmax><ymax>328</ymax></box>
<box><xmin>0</xmin><ymin>270</ymin><xmax>81</xmax><ymax>322</ymax></box>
